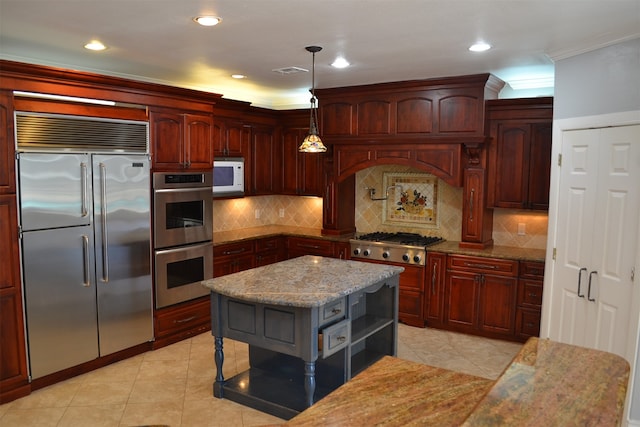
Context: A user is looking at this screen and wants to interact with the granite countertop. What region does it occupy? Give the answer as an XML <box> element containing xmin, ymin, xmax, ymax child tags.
<box><xmin>462</xmin><ymin>337</ymin><xmax>630</xmax><ymax>426</ymax></box>
<box><xmin>202</xmin><ymin>255</ymin><xmax>404</xmax><ymax>308</ymax></box>
<box><xmin>428</xmin><ymin>240</ymin><xmax>547</xmax><ymax>262</ymax></box>
<box><xmin>285</xmin><ymin>356</ymin><xmax>493</xmax><ymax>426</ymax></box>
<box><xmin>213</xmin><ymin>225</ymin><xmax>547</xmax><ymax>262</ymax></box>
<box><xmin>285</xmin><ymin>337</ymin><xmax>630</xmax><ymax>426</ymax></box>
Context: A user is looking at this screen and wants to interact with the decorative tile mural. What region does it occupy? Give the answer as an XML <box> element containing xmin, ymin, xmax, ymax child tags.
<box><xmin>382</xmin><ymin>172</ymin><xmax>439</xmax><ymax>228</ymax></box>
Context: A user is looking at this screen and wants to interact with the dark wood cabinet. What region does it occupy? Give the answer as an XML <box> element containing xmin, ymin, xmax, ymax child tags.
<box><xmin>249</xmin><ymin>125</ymin><xmax>279</xmax><ymax>195</ymax></box>
<box><xmin>153</xmin><ymin>297</ymin><xmax>211</xmax><ymax>349</ymax></box>
<box><xmin>460</xmin><ymin>167</ymin><xmax>493</xmax><ymax>248</ymax></box>
<box><xmin>317</xmin><ymin>74</ymin><xmax>503</xmax><ymax>140</ymax></box>
<box><xmin>0</xmin><ymin>91</ymin><xmax>15</xmax><ymax>194</ymax></box>
<box><xmin>213</xmin><ymin>241</ymin><xmax>256</xmax><ymax>277</ymax></box>
<box><xmin>445</xmin><ymin>255</ymin><xmax>518</xmax><ymax>340</ymax></box>
<box><xmin>424</xmin><ymin>252</ymin><xmax>446</xmax><ymax>327</ymax></box>
<box><xmin>0</xmin><ymin>194</ymin><xmax>29</xmax><ymax>403</ymax></box>
<box><xmin>287</xmin><ymin>236</ymin><xmax>335</xmax><ymax>259</ymax></box>
<box><xmin>486</xmin><ymin>98</ymin><xmax>553</xmax><ymax>210</ymax></box>
<box><xmin>212</xmin><ymin>118</ymin><xmax>250</xmax><ymax>158</ymax></box>
<box><xmin>150</xmin><ymin>109</ymin><xmax>214</xmax><ymax>170</ymax></box>
<box><xmin>516</xmin><ymin>261</ymin><xmax>544</xmax><ymax>341</ymax></box>
<box><xmin>255</xmin><ymin>236</ymin><xmax>286</xmax><ymax>267</ymax></box>
<box><xmin>281</xmin><ymin>127</ymin><xmax>323</xmax><ymax>196</ymax></box>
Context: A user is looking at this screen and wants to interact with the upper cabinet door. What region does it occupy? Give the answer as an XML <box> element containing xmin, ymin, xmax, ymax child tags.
<box><xmin>0</xmin><ymin>91</ymin><xmax>15</xmax><ymax>194</ymax></box>
<box><xmin>150</xmin><ymin>110</ymin><xmax>213</xmax><ymax>171</ymax></box>
<box><xmin>150</xmin><ymin>110</ymin><xmax>185</xmax><ymax>169</ymax></box>
<box><xmin>184</xmin><ymin>113</ymin><xmax>214</xmax><ymax>170</ymax></box>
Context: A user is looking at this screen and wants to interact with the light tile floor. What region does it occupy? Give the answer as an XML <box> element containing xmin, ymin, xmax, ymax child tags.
<box><xmin>0</xmin><ymin>324</ymin><xmax>523</xmax><ymax>426</ymax></box>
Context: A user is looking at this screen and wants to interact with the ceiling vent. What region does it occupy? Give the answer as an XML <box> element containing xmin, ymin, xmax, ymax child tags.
<box><xmin>272</xmin><ymin>66</ymin><xmax>308</xmax><ymax>75</ymax></box>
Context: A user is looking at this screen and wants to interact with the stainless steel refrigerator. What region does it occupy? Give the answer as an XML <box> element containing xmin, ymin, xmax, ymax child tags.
<box><xmin>18</xmin><ymin>152</ymin><xmax>153</xmax><ymax>379</ymax></box>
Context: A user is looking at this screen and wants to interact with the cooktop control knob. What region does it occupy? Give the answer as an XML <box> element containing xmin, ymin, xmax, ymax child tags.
<box><xmin>402</xmin><ymin>254</ymin><xmax>410</xmax><ymax>262</ymax></box>
<box><xmin>413</xmin><ymin>254</ymin><xmax>422</xmax><ymax>263</ymax></box>
<box><xmin>353</xmin><ymin>248</ymin><xmax>361</xmax><ymax>255</ymax></box>
<box><xmin>363</xmin><ymin>249</ymin><xmax>371</xmax><ymax>256</ymax></box>
<box><xmin>382</xmin><ymin>251</ymin><xmax>390</xmax><ymax>259</ymax></box>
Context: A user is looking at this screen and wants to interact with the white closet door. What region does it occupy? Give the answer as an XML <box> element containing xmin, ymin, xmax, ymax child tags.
<box><xmin>550</xmin><ymin>125</ymin><xmax>640</xmax><ymax>358</ymax></box>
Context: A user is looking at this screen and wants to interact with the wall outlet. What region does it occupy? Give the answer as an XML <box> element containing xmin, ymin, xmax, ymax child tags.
<box><xmin>279</xmin><ymin>208</ymin><xmax>285</xmax><ymax>218</ymax></box>
<box><xmin>255</xmin><ymin>209</ymin><xmax>261</xmax><ymax>219</ymax></box>
<box><xmin>517</xmin><ymin>223</ymin><xmax>526</xmax><ymax>236</ymax></box>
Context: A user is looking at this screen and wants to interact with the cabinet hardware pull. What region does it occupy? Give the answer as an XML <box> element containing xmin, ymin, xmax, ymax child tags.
<box><xmin>331</xmin><ymin>308</ymin><xmax>342</xmax><ymax>315</ymax></box>
<box><xmin>528</xmin><ymin>292</ymin><xmax>538</xmax><ymax>298</ymax></box>
<box><xmin>469</xmin><ymin>188</ymin><xmax>475</xmax><ymax>220</ymax></box>
<box><xmin>174</xmin><ymin>315</ymin><xmax>197</xmax><ymax>324</ymax></box>
<box><xmin>577</xmin><ymin>267</ymin><xmax>587</xmax><ymax>298</ymax></box>
<box><xmin>223</xmin><ymin>248</ymin><xmax>246</xmax><ymax>255</ymax></box>
<box><xmin>465</xmin><ymin>262</ymin><xmax>498</xmax><ymax>270</ymax></box>
<box><xmin>99</xmin><ymin>163</ymin><xmax>109</xmax><ymax>283</ymax></box>
<box><xmin>336</xmin><ymin>336</ymin><xmax>347</xmax><ymax>342</ymax></box>
<box><xmin>82</xmin><ymin>235</ymin><xmax>90</xmax><ymax>287</ymax></box>
<box><xmin>432</xmin><ymin>263</ymin><xmax>437</xmax><ymax>295</ymax></box>
<box><xmin>299</xmin><ymin>244</ymin><xmax>321</xmax><ymax>249</ymax></box>
<box><xmin>80</xmin><ymin>162</ymin><xmax>88</xmax><ymax>217</ymax></box>
<box><xmin>588</xmin><ymin>271</ymin><xmax>597</xmax><ymax>302</ymax></box>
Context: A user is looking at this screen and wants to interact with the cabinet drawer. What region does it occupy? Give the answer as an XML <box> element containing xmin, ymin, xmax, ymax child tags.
<box><xmin>447</xmin><ymin>255</ymin><xmax>518</xmax><ymax>277</ymax></box>
<box><xmin>213</xmin><ymin>241</ymin><xmax>254</xmax><ymax>258</ymax></box>
<box><xmin>320</xmin><ymin>319</ymin><xmax>350</xmax><ymax>358</ymax></box>
<box><xmin>319</xmin><ymin>298</ymin><xmax>346</xmax><ymax>327</ymax></box>
<box><xmin>520</xmin><ymin>261</ymin><xmax>545</xmax><ymax>279</ymax></box>
<box><xmin>155</xmin><ymin>298</ymin><xmax>210</xmax><ymax>337</ymax></box>
<box><xmin>516</xmin><ymin>308</ymin><xmax>541</xmax><ymax>338</ymax></box>
<box><xmin>288</xmin><ymin>237</ymin><xmax>334</xmax><ymax>257</ymax></box>
<box><xmin>518</xmin><ymin>279</ymin><xmax>543</xmax><ymax>307</ymax></box>
<box><xmin>255</xmin><ymin>236</ymin><xmax>284</xmax><ymax>252</ymax></box>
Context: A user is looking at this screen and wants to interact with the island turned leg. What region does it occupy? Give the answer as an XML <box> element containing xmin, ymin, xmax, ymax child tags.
<box><xmin>213</xmin><ymin>336</ymin><xmax>225</xmax><ymax>397</ymax></box>
<box><xmin>304</xmin><ymin>360</ymin><xmax>316</xmax><ymax>407</ymax></box>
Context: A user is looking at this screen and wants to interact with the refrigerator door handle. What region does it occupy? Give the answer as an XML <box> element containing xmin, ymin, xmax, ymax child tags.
<box><xmin>99</xmin><ymin>163</ymin><xmax>109</xmax><ymax>283</ymax></box>
<box><xmin>82</xmin><ymin>235</ymin><xmax>91</xmax><ymax>287</ymax></box>
<box><xmin>81</xmin><ymin>162</ymin><xmax>88</xmax><ymax>217</ymax></box>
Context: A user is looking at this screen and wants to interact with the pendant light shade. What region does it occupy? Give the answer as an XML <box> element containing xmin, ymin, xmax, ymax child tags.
<box><xmin>299</xmin><ymin>46</ymin><xmax>327</xmax><ymax>153</ymax></box>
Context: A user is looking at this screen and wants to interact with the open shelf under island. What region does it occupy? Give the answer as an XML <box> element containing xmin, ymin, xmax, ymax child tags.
<box><xmin>202</xmin><ymin>255</ymin><xmax>404</xmax><ymax>420</ymax></box>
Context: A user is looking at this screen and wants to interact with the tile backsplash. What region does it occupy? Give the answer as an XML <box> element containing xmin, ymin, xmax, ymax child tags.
<box><xmin>212</xmin><ymin>164</ymin><xmax>548</xmax><ymax>251</ymax></box>
<box><xmin>213</xmin><ymin>195</ymin><xmax>323</xmax><ymax>232</ymax></box>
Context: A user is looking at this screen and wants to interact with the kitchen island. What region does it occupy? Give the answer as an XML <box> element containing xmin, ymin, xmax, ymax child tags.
<box><xmin>285</xmin><ymin>337</ymin><xmax>630</xmax><ymax>426</ymax></box>
<box><xmin>202</xmin><ymin>255</ymin><xmax>404</xmax><ymax>419</ymax></box>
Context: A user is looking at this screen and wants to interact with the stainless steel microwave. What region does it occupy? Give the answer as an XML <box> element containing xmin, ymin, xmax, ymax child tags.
<box><xmin>213</xmin><ymin>158</ymin><xmax>244</xmax><ymax>197</ymax></box>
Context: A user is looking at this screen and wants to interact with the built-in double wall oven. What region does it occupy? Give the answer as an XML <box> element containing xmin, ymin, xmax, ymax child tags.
<box><xmin>153</xmin><ymin>171</ymin><xmax>213</xmax><ymax>308</ymax></box>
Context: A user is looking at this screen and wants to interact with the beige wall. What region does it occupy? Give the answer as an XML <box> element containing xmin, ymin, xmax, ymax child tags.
<box><xmin>212</xmin><ymin>164</ymin><xmax>548</xmax><ymax>250</ymax></box>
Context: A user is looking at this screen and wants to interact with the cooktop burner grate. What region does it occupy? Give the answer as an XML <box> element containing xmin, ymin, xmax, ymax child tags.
<box><xmin>356</xmin><ymin>232</ymin><xmax>443</xmax><ymax>247</ymax></box>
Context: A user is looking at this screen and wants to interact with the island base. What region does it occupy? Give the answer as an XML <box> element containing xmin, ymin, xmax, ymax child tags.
<box><xmin>214</xmin><ymin>346</ymin><xmax>347</xmax><ymax>420</ymax></box>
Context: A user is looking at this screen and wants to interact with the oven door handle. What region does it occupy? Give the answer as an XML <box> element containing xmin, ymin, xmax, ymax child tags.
<box><xmin>154</xmin><ymin>241</ymin><xmax>213</xmax><ymax>255</ymax></box>
<box><xmin>154</xmin><ymin>188</ymin><xmax>209</xmax><ymax>194</ymax></box>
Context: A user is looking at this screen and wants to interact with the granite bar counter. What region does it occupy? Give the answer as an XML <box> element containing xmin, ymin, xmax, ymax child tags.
<box><xmin>202</xmin><ymin>256</ymin><xmax>404</xmax><ymax>419</ymax></box>
<box><xmin>285</xmin><ymin>337</ymin><xmax>630</xmax><ymax>426</ymax></box>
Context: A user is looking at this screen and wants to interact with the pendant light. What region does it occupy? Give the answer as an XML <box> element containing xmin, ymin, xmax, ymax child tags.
<box><xmin>299</xmin><ymin>46</ymin><xmax>327</xmax><ymax>153</ymax></box>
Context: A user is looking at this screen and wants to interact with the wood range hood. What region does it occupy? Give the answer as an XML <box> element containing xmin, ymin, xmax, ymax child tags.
<box><xmin>317</xmin><ymin>73</ymin><xmax>504</xmax><ymax>244</ymax></box>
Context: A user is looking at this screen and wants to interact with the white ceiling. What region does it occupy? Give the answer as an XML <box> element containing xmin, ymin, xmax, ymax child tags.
<box><xmin>1</xmin><ymin>0</ymin><xmax>639</xmax><ymax>109</ymax></box>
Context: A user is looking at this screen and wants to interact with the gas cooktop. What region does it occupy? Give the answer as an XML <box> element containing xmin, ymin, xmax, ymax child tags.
<box><xmin>350</xmin><ymin>232</ymin><xmax>444</xmax><ymax>265</ymax></box>
<box><xmin>355</xmin><ymin>232</ymin><xmax>443</xmax><ymax>248</ymax></box>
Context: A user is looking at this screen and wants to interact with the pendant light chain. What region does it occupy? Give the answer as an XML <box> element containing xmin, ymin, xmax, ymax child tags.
<box><xmin>299</xmin><ymin>46</ymin><xmax>327</xmax><ymax>153</ymax></box>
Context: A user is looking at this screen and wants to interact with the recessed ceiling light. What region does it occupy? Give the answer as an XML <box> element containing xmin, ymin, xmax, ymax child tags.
<box><xmin>331</xmin><ymin>57</ymin><xmax>350</xmax><ymax>68</ymax></box>
<box><xmin>469</xmin><ymin>42</ymin><xmax>491</xmax><ymax>52</ymax></box>
<box><xmin>84</xmin><ymin>40</ymin><xmax>106</xmax><ymax>51</ymax></box>
<box><xmin>231</xmin><ymin>74</ymin><xmax>246</xmax><ymax>79</ymax></box>
<box><xmin>193</xmin><ymin>16</ymin><xmax>222</xmax><ymax>26</ymax></box>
